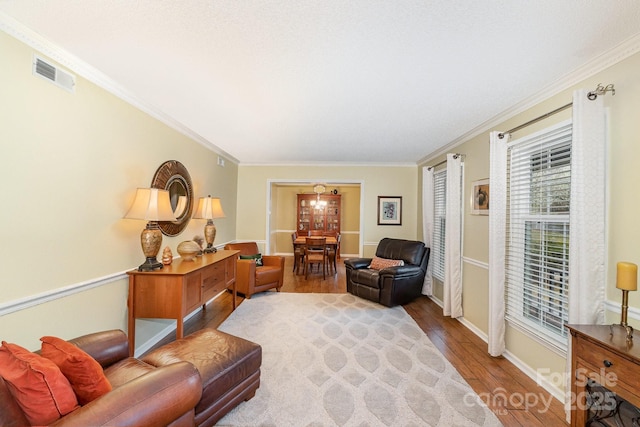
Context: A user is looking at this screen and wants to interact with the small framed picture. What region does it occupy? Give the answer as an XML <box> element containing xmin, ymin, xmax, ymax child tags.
<box><xmin>471</xmin><ymin>179</ymin><xmax>490</xmax><ymax>215</ymax></box>
<box><xmin>377</xmin><ymin>196</ymin><xmax>402</xmax><ymax>225</ymax></box>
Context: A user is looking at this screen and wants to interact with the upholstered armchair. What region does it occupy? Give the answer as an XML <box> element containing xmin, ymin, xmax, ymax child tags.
<box><xmin>344</xmin><ymin>238</ymin><xmax>430</xmax><ymax>307</ymax></box>
<box><xmin>224</xmin><ymin>242</ymin><xmax>284</xmax><ymax>298</ymax></box>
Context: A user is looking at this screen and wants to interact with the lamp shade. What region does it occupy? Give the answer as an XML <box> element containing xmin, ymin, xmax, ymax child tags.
<box><xmin>124</xmin><ymin>188</ymin><xmax>177</xmax><ymax>222</ymax></box>
<box><xmin>193</xmin><ymin>196</ymin><xmax>225</xmax><ymax>220</ymax></box>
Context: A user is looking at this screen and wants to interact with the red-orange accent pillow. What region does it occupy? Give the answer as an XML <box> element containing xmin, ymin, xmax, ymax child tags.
<box><xmin>40</xmin><ymin>336</ymin><xmax>112</xmax><ymax>405</ymax></box>
<box><xmin>369</xmin><ymin>256</ymin><xmax>405</xmax><ymax>270</ymax></box>
<box><xmin>0</xmin><ymin>341</ymin><xmax>79</xmax><ymax>425</ymax></box>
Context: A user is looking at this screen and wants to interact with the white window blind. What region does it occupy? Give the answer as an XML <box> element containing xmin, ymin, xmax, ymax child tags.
<box><xmin>505</xmin><ymin>122</ymin><xmax>572</xmax><ymax>351</ymax></box>
<box><xmin>433</xmin><ymin>169</ymin><xmax>446</xmax><ymax>282</ymax></box>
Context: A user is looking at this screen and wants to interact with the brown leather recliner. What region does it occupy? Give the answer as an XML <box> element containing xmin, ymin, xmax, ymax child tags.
<box><xmin>0</xmin><ymin>330</ymin><xmax>202</xmax><ymax>427</ymax></box>
<box><xmin>344</xmin><ymin>238</ymin><xmax>431</xmax><ymax>307</ymax></box>
<box><xmin>224</xmin><ymin>242</ymin><xmax>285</xmax><ymax>298</ymax></box>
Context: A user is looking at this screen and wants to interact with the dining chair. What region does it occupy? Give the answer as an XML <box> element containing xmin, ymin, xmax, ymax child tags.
<box><xmin>291</xmin><ymin>232</ymin><xmax>305</xmax><ymax>274</ymax></box>
<box><xmin>304</xmin><ymin>237</ymin><xmax>327</xmax><ymax>279</ymax></box>
<box><xmin>309</xmin><ymin>230</ymin><xmax>324</xmax><ymax>236</ymax></box>
<box><xmin>327</xmin><ymin>233</ymin><xmax>341</xmax><ymax>275</ymax></box>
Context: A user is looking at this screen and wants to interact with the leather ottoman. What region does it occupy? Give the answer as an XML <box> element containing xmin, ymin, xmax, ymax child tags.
<box><xmin>142</xmin><ymin>328</ymin><xmax>262</xmax><ymax>427</ymax></box>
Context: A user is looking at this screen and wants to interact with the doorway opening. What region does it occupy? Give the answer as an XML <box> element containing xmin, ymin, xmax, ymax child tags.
<box><xmin>266</xmin><ymin>180</ymin><xmax>364</xmax><ymax>258</ymax></box>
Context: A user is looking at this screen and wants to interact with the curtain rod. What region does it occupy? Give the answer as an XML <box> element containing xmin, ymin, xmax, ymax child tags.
<box><xmin>498</xmin><ymin>83</ymin><xmax>615</xmax><ymax>139</ymax></box>
<box><xmin>498</xmin><ymin>103</ymin><xmax>572</xmax><ymax>139</ymax></box>
<box><xmin>427</xmin><ymin>153</ymin><xmax>463</xmax><ymax>170</ymax></box>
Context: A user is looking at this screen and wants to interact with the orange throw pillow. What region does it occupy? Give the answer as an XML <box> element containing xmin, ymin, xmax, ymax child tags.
<box><xmin>369</xmin><ymin>256</ymin><xmax>404</xmax><ymax>270</ymax></box>
<box><xmin>41</xmin><ymin>336</ymin><xmax>112</xmax><ymax>405</ymax></box>
<box><xmin>0</xmin><ymin>341</ymin><xmax>79</xmax><ymax>425</ymax></box>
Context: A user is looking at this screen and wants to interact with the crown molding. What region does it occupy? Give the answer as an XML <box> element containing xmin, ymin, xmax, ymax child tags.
<box><xmin>239</xmin><ymin>161</ymin><xmax>417</xmax><ymax>167</ymax></box>
<box><xmin>418</xmin><ymin>32</ymin><xmax>640</xmax><ymax>165</ymax></box>
<box><xmin>0</xmin><ymin>11</ymin><xmax>239</xmax><ymax>165</ymax></box>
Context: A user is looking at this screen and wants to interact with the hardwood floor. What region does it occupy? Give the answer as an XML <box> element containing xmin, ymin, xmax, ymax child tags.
<box><xmin>147</xmin><ymin>256</ymin><xmax>568</xmax><ymax>426</ymax></box>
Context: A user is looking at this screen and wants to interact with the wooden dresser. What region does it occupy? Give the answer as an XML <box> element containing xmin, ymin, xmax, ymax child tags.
<box><xmin>127</xmin><ymin>250</ymin><xmax>239</xmax><ymax>355</ymax></box>
<box><xmin>567</xmin><ymin>324</ymin><xmax>640</xmax><ymax>426</ymax></box>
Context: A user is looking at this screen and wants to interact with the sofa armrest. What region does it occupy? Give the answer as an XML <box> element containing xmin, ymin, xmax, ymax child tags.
<box><xmin>378</xmin><ymin>264</ymin><xmax>424</xmax><ymax>279</ymax></box>
<box><xmin>67</xmin><ymin>330</ymin><xmax>129</xmax><ymax>369</ymax></box>
<box><xmin>236</xmin><ymin>259</ymin><xmax>257</xmax><ymax>279</ymax></box>
<box><xmin>344</xmin><ymin>258</ymin><xmax>372</xmax><ymax>270</ymax></box>
<box><xmin>51</xmin><ymin>361</ymin><xmax>202</xmax><ymax>427</ymax></box>
<box><xmin>262</xmin><ymin>255</ymin><xmax>284</xmax><ymax>269</ymax></box>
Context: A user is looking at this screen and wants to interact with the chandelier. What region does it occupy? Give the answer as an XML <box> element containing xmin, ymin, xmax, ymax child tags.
<box><xmin>309</xmin><ymin>184</ymin><xmax>327</xmax><ymax>210</ymax></box>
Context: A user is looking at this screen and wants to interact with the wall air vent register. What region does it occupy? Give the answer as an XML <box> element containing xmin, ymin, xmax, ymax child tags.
<box><xmin>32</xmin><ymin>55</ymin><xmax>75</xmax><ymax>93</ymax></box>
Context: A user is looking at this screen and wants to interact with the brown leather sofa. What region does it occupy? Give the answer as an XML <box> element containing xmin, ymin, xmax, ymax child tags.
<box><xmin>0</xmin><ymin>328</ymin><xmax>262</xmax><ymax>427</ymax></box>
<box><xmin>224</xmin><ymin>241</ymin><xmax>284</xmax><ymax>298</ymax></box>
<box><xmin>0</xmin><ymin>329</ymin><xmax>202</xmax><ymax>427</ymax></box>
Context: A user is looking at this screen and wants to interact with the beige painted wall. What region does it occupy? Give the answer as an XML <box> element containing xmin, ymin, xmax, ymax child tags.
<box><xmin>0</xmin><ymin>30</ymin><xmax>238</xmax><ymax>352</ymax></box>
<box><xmin>419</xmin><ymin>50</ymin><xmax>640</xmax><ymax>394</ymax></box>
<box><xmin>237</xmin><ymin>165</ymin><xmax>418</xmax><ymax>258</ymax></box>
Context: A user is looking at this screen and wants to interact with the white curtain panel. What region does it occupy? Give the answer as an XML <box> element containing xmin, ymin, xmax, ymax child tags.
<box><xmin>488</xmin><ymin>131</ymin><xmax>508</xmax><ymax>357</ymax></box>
<box><xmin>422</xmin><ymin>166</ymin><xmax>435</xmax><ymax>295</ymax></box>
<box><xmin>564</xmin><ymin>89</ymin><xmax>606</xmax><ymax>419</ymax></box>
<box><xmin>443</xmin><ymin>154</ymin><xmax>463</xmax><ymax>318</ymax></box>
<box><xmin>568</xmin><ymin>89</ymin><xmax>606</xmax><ymax>324</ymax></box>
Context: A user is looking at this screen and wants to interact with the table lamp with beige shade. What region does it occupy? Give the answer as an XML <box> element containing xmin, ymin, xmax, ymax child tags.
<box><xmin>193</xmin><ymin>195</ymin><xmax>225</xmax><ymax>253</ymax></box>
<box><xmin>124</xmin><ymin>188</ymin><xmax>177</xmax><ymax>271</ymax></box>
<box><xmin>615</xmin><ymin>261</ymin><xmax>637</xmax><ymax>339</ymax></box>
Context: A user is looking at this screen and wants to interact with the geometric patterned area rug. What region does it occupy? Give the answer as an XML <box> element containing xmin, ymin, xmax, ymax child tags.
<box><xmin>217</xmin><ymin>292</ymin><xmax>502</xmax><ymax>426</ymax></box>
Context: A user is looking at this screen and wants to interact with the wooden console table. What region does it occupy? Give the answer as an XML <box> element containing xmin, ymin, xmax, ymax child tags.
<box><xmin>567</xmin><ymin>324</ymin><xmax>640</xmax><ymax>426</ymax></box>
<box><xmin>127</xmin><ymin>250</ymin><xmax>239</xmax><ymax>355</ymax></box>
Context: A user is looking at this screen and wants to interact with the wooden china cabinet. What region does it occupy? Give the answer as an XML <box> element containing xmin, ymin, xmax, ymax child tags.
<box><xmin>297</xmin><ymin>192</ymin><xmax>341</xmax><ymax>234</ymax></box>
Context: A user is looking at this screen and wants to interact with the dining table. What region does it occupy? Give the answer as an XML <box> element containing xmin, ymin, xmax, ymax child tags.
<box><xmin>293</xmin><ymin>236</ymin><xmax>339</xmax><ymax>276</ymax></box>
<box><xmin>293</xmin><ymin>236</ymin><xmax>338</xmax><ymax>250</ymax></box>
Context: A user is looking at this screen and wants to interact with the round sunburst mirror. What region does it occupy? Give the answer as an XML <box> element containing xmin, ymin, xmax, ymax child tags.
<box><xmin>151</xmin><ymin>160</ymin><xmax>193</xmax><ymax>236</ymax></box>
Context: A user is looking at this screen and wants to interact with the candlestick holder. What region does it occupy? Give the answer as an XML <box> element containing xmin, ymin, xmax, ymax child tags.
<box><xmin>611</xmin><ymin>262</ymin><xmax>637</xmax><ymax>341</ymax></box>
<box><xmin>614</xmin><ymin>289</ymin><xmax>634</xmax><ymax>340</ymax></box>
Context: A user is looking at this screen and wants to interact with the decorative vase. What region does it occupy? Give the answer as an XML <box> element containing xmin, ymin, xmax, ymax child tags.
<box><xmin>192</xmin><ymin>235</ymin><xmax>205</xmax><ymax>255</ymax></box>
<box><xmin>177</xmin><ymin>241</ymin><xmax>200</xmax><ymax>261</ymax></box>
<box><xmin>162</xmin><ymin>246</ymin><xmax>173</xmax><ymax>265</ymax></box>
<box><xmin>203</xmin><ymin>222</ymin><xmax>217</xmax><ymax>253</ymax></box>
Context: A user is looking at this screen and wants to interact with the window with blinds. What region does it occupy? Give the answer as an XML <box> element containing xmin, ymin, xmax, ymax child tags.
<box><xmin>505</xmin><ymin>121</ymin><xmax>572</xmax><ymax>351</ymax></box>
<box><xmin>432</xmin><ymin>169</ymin><xmax>447</xmax><ymax>282</ymax></box>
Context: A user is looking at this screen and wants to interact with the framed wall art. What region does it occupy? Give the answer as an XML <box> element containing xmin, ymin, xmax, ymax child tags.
<box><xmin>471</xmin><ymin>179</ymin><xmax>489</xmax><ymax>215</ymax></box>
<box><xmin>377</xmin><ymin>196</ymin><xmax>402</xmax><ymax>225</ymax></box>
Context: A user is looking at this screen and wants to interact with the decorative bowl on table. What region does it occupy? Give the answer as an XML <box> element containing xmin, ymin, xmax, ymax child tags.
<box><xmin>177</xmin><ymin>240</ymin><xmax>200</xmax><ymax>261</ymax></box>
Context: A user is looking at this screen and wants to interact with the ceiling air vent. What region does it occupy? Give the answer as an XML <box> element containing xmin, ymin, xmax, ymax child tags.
<box><xmin>33</xmin><ymin>55</ymin><xmax>76</xmax><ymax>93</ymax></box>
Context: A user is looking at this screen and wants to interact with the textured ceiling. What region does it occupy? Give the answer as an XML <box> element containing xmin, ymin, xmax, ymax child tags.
<box><xmin>1</xmin><ymin>1</ymin><xmax>639</xmax><ymax>165</ymax></box>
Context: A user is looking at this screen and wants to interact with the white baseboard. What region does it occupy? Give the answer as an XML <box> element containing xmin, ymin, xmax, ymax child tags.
<box><xmin>456</xmin><ymin>316</ymin><xmax>565</xmax><ymax>402</ymax></box>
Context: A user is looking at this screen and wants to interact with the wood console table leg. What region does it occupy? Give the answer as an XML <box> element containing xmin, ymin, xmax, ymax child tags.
<box><xmin>177</xmin><ymin>317</ymin><xmax>184</xmax><ymax>340</ymax></box>
<box><xmin>232</xmin><ymin>280</ymin><xmax>237</xmax><ymax>310</ymax></box>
